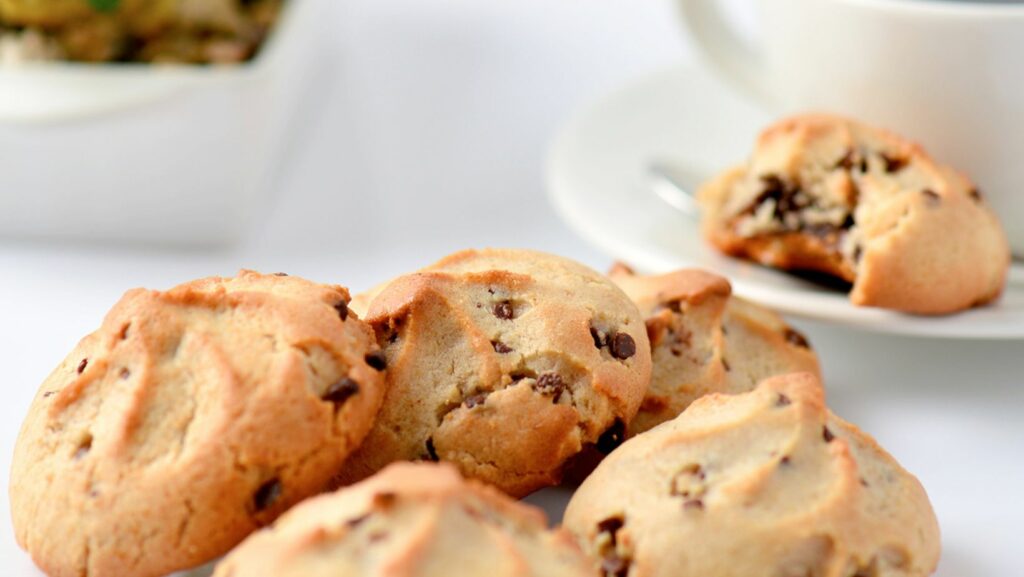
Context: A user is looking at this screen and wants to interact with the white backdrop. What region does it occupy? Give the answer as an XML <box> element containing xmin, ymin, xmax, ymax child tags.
<box><xmin>2</xmin><ymin>1</ymin><xmax>1020</xmax><ymax>575</ymax></box>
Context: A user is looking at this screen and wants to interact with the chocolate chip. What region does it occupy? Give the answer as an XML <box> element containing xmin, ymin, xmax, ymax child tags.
<box><xmin>346</xmin><ymin>513</ymin><xmax>370</xmax><ymax>528</ymax></box>
<box><xmin>596</xmin><ymin>517</ymin><xmax>630</xmax><ymax>577</ymax></box>
<box><xmin>662</xmin><ymin>300</ymin><xmax>682</xmax><ymax>313</ymax></box>
<box><xmin>776</xmin><ymin>393</ymin><xmax>791</xmax><ymax>407</ymax></box>
<box><xmin>464</xmin><ymin>393</ymin><xmax>488</xmax><ymax>408</ymax></box>
<box><xmin>683</xmin><ymin>499</ymin><xmax>704</xmax><ymax>511</ymax></box>
<box><xmin>322</xmin><ymin>378</ymin><xmax>359</xmax><ymax>406</ymax></box>
<box><xmin>596</xmin><ymin>419</ymin><xmax>626</xmax><ymax>454</ymax></box>
<box><xmin>425</xmin><ymin>437</ymin><xmax>439</xmax><ymax>461</ymax></box>
<box><xmin>381</xmin><ymin>317</ymin><xmax>404</xmax><ymax>343</ymax></box>
<box><xmin>590</xmin><ymin>326</ymin><xmax>605</xmax><ymax>349</ymax></box>
<box><xmin>969</xmin><ymin>188</ymin><xmax>982</xmax><ymax>202</ymax></box>
<box><xmin>77</xmin><ymin>358</ymin><xmax>88</xmax><ymax>374</ymax></box>
<box><xmin>73</xmin><ymin>435</ymin><xmax>92</xmax><ymax>460</ymax></box>
<box><xmin>253</xmin><ymin>478</ymin><xmax>282</xmax><ymax>512</ymax></box>
<box><xmin>858</xmin><ymin>157</ymin><xmax>869</xmax><ymax>173</ymax></box>
<box><xmin>781</xmin><ymin>456</ymin><xmax>791</xmax><ymax>466</ymax></box>
<box><xmin>853</xmin><ymin>245</ymin><xmax>864</xmax><ymax>263</ymax></box>
<box><xmin>743</xmin><ymin>175</ymin><xmax>782</xmax><ymax>214</ymax></box>
<box><xmin>119</xmin><ymin>368</ymin><xmax>131</xmax><ymax>379</ymax></box>
<box><xmin>272</xmin><ymin>272</ymin><xmax>289</xmax><ymax>277</ymax></box>
<box><xmin>493</xmin><ymin>301</ymin><xmax>514</xmax><ymax>320</ymax></box>
<box><xmin>596</xmin><ymin>517</ymin><xmax>624</xmax><ymax>539</ymax></box>
<box><xmin>372</xmin><ymin>491</ymin><xmax>397</xmax><ymax>510</ymax></box>
<box><xmin>491</xmin><ymin>340</ymin><xmax>513</xmax><ymax>354</ymax></box>
<box><xmin>823</xmin><ymin>426</ymin><xmax>835</xmax><ymax>443</ymax></box>
<box><xmin>364</xmin><ymin>351</ymin><xmax>387</xmax><ymax>371</ymax></box>
<box><xmin>881</xmin><ymin>153</ymin><xmax>907</xmax><ymax>173</ymax></box>
<box><xmin>743</xmin><ymin>173</ymin><xmax>813</xmax><ymax>223</ymax></box>
<box><xmin>334</xmin><ymin>300</ymin><xmax>349</xmax><ymax>321</ymax></box>
<box><xmin>43</xmin><ymin>391</ymin><xmax>56</xmax><ymax>398</ymax></box>
<box><xmin>784</xmin><ymin>328</ymin><xmax>810</xmax><ymax>349</ymax></box>
<box><xmin>835</xmin><ymin>149</ymin><xmax>855</xmax><ymax>170</ymax></box>
<box><xmin>922</xmin><ymin>189</ymin><xmax>941</xmax><ymax>205</ymax></box>
<box><xmin>860</xmin><ymin>477</ymin><xmax>870</xmax><ymax>488</ymax></box>
<box><xmin>721</xmin><ymin>358</ymin><xmax>731</xmax><ymax>372</ymax></box>
<box><xmin>534</xmin><ymin>373</ymin><xmax>565</xmax><ymax>401</ymax></box>
<box><xmin>761</xmin><ymin>174</ymin><xmax>786</xmax><ymax>193</ymax></box>
<box><xmin>608</xmin><ymin>333</ymin><xmax>636</xmax><ymax>360</ymax></box>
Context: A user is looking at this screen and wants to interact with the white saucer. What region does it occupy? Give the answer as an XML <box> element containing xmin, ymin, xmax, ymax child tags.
<box><xmin>547</xmin><ymin>65</ymin><xmax>1024</xmax><ymax>339</ymax></box>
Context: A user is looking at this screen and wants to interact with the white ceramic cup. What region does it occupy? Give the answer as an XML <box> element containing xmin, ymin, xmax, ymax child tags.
<box><xmin>678</xmin><ymin>0</ymin><xmax>1024</xmax><ymax>257</ymax></box>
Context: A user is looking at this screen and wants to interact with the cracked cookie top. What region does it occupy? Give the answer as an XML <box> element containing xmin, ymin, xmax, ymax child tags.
<box><xmin>608</xmin><ymin>264</ymin><xmax>820</xmax><ymax>436</ymax></box>
<box><xmin>339</xmin><ymin>248</ymin><xmax>651</xmax><ymax>497</ymax></box>
<box><xmin>563</xmin><ymin>372</ymin><xmax>940</xmax><ymax>577</ymax></box>
<box><xmin>698</xmin><ymin>113</ymin><xmax>1009</xmax><ymax>314</ymax></box>
<box><xmin>213</xmin><ymin>462</ymin><xmax>594</xmax><ymax>577</ymax></box>
<box><xmin>11</xmin><ymin>270</ymin><xmax>386</xmax><ymax>577</ymax></box>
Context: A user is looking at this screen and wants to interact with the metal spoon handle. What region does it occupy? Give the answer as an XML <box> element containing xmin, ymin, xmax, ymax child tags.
<box><xmin>648</xmin><ymin>160</ymin><xmax>702</xmax><ymax>218</ymax></box>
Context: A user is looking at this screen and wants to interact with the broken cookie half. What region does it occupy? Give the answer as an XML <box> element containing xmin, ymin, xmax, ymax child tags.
<box><xmin>698</xmin><ymin>114</ymin><xmax>1010</xmax><ymax>315</ymax></box>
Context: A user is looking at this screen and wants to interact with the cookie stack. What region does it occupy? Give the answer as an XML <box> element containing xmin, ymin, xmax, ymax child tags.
<box><xmin>9</xmin><ymin>249</ymin><xmax>941</xmax><ymax>577</ymax></box>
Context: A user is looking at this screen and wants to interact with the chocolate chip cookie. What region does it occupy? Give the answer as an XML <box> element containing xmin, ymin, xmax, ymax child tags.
<box><xmin>213</xmin><ymin>462</ymin><xmax>595</xmax><ymax>577</ymax></box>
<box><xmin>11</xmin><ymin>271</ymin><xmax>386</xmax><ymax>577</ymax></box>
<box><xmin>338</xmin><ymin>248</ymin><xmax>652</xmax><ymax>497</ymax></box>
<box><xmin>564</xmin><ymin>372</ymin><xmax>941</xmax><ymax>577</ymax></box>
<box><xmin>698</xmin><ymin>113</ymin><xmax>1010</xmax><ymax>314</ymax></box>
<box><xmin>609</xmin><ymin>263</ymin><xmax>820</xmax><ymax>436</ymax></box>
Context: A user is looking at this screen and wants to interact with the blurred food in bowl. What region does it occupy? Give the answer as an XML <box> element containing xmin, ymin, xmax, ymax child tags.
<box><xmin>0</xmin><ymin>0</ymin><xmax>283</xmax><ymax>64</ymax></box>
<box><xmin>0</xmin><ymin>0</ymin><xmax>323</xmax><ymax>246</ymax></box>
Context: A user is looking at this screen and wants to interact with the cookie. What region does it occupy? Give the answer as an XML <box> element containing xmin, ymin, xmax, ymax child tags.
<box><xmin>10</xmin><ymin>271</ymin><xmax>386</xmax><ymax>577</ymax></box>
<box><xmin>698</xmin><ymin>113</ymin><xmax>1010</xmax><ymax>314</ymax></box>
<box><xmin>338</xmin><ymin>248</ymin><xmax>652</xmax><ymax>497</ymax></box>
<box><xmin>349</xmin><ymin>279</ymin><xmax>388</xmax><ymax>318</ymax></box>
<box><xmin>213</xmin><ymin>462</ymin><xmax>595</xmax><ymax>577</ymax></box>
<box><xmin>563</xmin><ymin>372</ymin><xmax>940</xmax><ymax>577</ymax></box>
<box><xmin>609</xmin><ymin>263</ymin><xmax>820</xmax><ymax>436</ymax></box>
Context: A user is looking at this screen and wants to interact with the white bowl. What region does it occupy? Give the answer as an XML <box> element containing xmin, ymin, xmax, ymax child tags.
<box><xmin>0</xmin><ymin>0</ymin><xmax>324</xmax><ymax>246</ymax></box>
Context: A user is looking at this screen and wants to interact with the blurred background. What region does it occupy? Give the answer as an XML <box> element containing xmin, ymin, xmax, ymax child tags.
<box><xmin>1</xmin><ymin>1</ymin><xmax>1021</xmax><ymax>575</ymax></box>
<box><xmin>0</xmin><ymin>0</ymin><xmax>689</xmax><ymax>265</ymax></box>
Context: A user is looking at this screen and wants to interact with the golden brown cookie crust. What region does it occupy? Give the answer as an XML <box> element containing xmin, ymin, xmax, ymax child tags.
<box><xmin>213</xmin><ymin>462</ymin><xmax>595</xmax><ymax>577</ymax></box>
<box><xmin>564</xmin><ymin>373</ymin><xmax>941</xmax><ymax>577</ymax></box>
<box><xmin>339</xmin><ymin>249</ymin><xmax>652</xmax><ymax>497</ymax></box>
<box><xmin>698</xmin><ymin>114</ymin><xmax>1010</xmax><ymax>315</ymax></box>
<box><xmin>10</xmin><ymin>271</ymin><xmax>386</xmax><ymax>577</ymax></box>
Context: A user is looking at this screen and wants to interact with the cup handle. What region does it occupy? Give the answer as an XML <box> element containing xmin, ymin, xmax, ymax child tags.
<box><xmin>677</xmin><ymin>0</ymin><xmax>770</xmax><ymax>105</ymax></box>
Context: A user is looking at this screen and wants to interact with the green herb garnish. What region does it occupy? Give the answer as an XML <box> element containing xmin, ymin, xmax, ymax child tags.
<box><xmin>88</xmin><ymin>0</ymin><xmax>121</xmax><ymax>12</ymax></box>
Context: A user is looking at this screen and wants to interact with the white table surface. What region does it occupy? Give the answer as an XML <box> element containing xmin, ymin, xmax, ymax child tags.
<box><xmin>1</xmin><ymin>1</ymin><xmax>1021</xmax><ymax>575</ymax></box>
